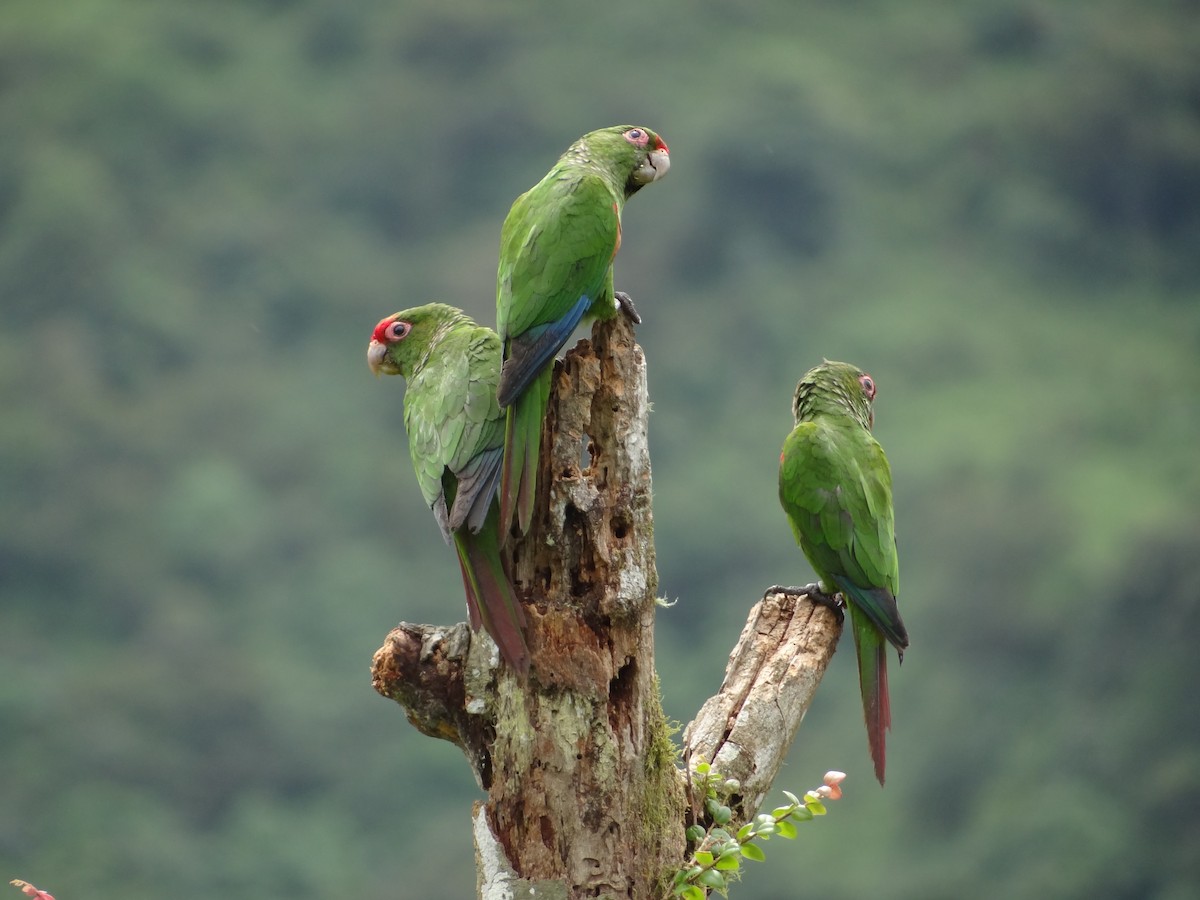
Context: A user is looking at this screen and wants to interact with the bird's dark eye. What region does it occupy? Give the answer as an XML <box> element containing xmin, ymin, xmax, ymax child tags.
<box><xmin>859</xmin><ymin>374</ymin><xmax>876</xmax><ymax>400</ymax></box>
<box><xmin>624</xmin><ymin>128</ymin><xmax>645</xmax><ymax>144</ymax></box>
<box><xmin>388</xmin><ymin>322</ymin><xmax>410</xmax><ymax>340</ymax></box>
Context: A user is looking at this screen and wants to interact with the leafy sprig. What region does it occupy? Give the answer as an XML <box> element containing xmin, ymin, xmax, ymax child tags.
<box><xmin>672</xmin><ymin>762</ymin><xmax>845</xmax><ymax>898</ymax></box>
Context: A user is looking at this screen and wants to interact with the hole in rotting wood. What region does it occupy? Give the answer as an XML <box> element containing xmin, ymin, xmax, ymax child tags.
<box><xmin>607</xmin><ymin>658</ymin><xmax>637</xmax><ymax>734</ymax></box>
<box><xmin>611</xmin><ymin>515</ymin><xmax>630</xmax><ymax>541</ymax></box>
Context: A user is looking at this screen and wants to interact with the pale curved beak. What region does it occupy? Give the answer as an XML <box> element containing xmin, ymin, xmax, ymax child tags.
<box><xmin>631</xmin><ymin>147</ymin><xmax>670</xmax><ymax>186</ymax></box>
<box><xmin>367</xmin><ymin>339</ymin><xmax>388</xmax><ymax>376</ymax></box>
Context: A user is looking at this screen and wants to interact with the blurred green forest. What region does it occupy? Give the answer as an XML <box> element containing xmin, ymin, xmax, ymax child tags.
<box><xmin>2</xmin><ymin>1</ymin><xmax>1198</xmax><ymax>897</ymax></box>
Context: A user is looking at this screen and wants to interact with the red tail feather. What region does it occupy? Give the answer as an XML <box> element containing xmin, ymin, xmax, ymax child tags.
<box><xmin>865</xmin><ymin>644</ymin><xmax>890</xmax><ymax>785</ymax></box>
<box><xmin>851</xmin><ymin>606</ymin><xmax>894</xmax><ymax>786</ymax></box>
<box><xmin>455</xmin><ymin>530</ymin><xmax>529</xmax><ymax>676</ymax></box>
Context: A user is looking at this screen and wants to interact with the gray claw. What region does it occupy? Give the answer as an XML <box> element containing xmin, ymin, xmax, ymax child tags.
<box><xmin>614</xmin><ymin>290</ymin><xmax>642</xmax><ymax>325</ymax></box>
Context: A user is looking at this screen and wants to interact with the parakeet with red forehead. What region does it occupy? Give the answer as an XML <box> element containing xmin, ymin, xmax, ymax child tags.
<box><xmin>368</xmin><ymin>303</ymin><xmax>529</xmax><ymax>675</ymax></box>
<box><xmin>496</xmin><ymin>124</ymin><xmax>670</xmax><ymax>535</ymax></box>
<box><xmin>777</xmin><ymin>360</ymin><xmax>909</xmax><ymax>784</ymax></box>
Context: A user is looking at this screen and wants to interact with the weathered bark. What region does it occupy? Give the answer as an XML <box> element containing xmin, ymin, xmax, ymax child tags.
<box><xmin>370</xmin><ymin>314</ymin><xmax>843</xmax><ymax>898</ymax></box>
<box><xmin>681</xmin><ymin>590</ymin><xmax>842</xmax><ymax>822</ymax></box>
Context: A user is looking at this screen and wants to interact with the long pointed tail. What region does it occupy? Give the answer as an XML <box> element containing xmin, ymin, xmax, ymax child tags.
<box><xmin>849</xmin><ymin>605</ymin><xmax>892</xmax><ymax>785</ymax></box>
<box><xmin>453</xmin><ymin>513</ymin><xmax>529</xmax><ymax>675</ymax></box>
<box><xmin>500</xmin><ymin>364</ymin><xmax>552</xmax><ymax>538</ymax></box>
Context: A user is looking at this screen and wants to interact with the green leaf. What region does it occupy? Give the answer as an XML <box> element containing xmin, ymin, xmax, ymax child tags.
<box><xmin>680</xmin><ymin>887</ymin><xmax>706</xmax><ymax>900</ymax></box>
<box><xmin>775</xmin><ymin>819</ymin><xmax>798</xmax><ymax>839</ymax></box>
<box><xmin>694</xmin><ymin>850</ymin><xmax>714</xmax><ymax>867</ymax></box>
<box><xmin>791</xmin><ymin>806</ymin><xmax>814</xmax><ymax>822</ymax></box>
<box><xmin>770</xmin><ymin>806</ymin><xmax>795</xmax><ymax>819</ymax></box>
<box><xmin>741</xmin><ymin>842</ymin><xmax>766</xmax><ymax>862</ymax></box>
<box><xmin>694</xmin><ymin>762</ymin><xmax>711</xmax><ymax>776</ymax></box>
<box><xmin>782</xmin><ymin>790</ymin><xmax>800</xmax><ymax>806</ymax></box>
<box><xmin>698</xmin><ymin>869</ymin><xmax>727</xmax><ymax>890</ymax></box>
<box><xmin>807</xmin><ymin>799</ymin><xmax>827</xmax><ymax>816</ymax></box>
<box><xmin>736</xmin><ymin>822</ymin><xmax>754</xmax><ymax>841</ymax></box>
<box><xmin>715</xmin><ymin>853</ymin><xmax>741</xmax><ymax>872</ymax></box>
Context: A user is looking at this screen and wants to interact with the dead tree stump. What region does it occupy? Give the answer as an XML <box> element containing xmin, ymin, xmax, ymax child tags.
<box><xmin>371</xmin><ymin>314</ymin><xmax>842</xmax><ymax>899</ymax></box>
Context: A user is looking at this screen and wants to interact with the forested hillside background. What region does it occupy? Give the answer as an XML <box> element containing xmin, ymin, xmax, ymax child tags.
<box><xmin>3</xmin><ymin>1</ymin><xmax>1198</xmax><ymax>897</ymax></box>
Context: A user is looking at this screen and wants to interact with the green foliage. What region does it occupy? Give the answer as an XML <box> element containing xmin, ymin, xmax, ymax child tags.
<box><xmin>673</xmin><ymin>761</ymin><xmax>842</xmax><ymax>897</ymax></box>
<box><xmin>2</xmin><ymin>1</ymin><xmax>1199</xmax><ymax>898</ymax></box>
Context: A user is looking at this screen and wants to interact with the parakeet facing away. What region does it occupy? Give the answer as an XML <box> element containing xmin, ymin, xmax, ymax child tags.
<box><xmin>367</xmin><ymin>303</ymin><xmax>529</xmax><ymax>675</ymax></box>
<box><xmin>496</xmin><ymin>124</ymin><xmax>670</xmax><ymax>535</ymax></box>
<box><xmin>777</xmin><ymin>361</ymin><xmax>909</xmax><ymax>785</ymax></box>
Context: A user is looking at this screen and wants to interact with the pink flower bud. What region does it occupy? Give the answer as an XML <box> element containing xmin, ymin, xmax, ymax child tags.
<box><xmin>820</xmin><ymin>770</ymin><xmax>846</xmax><ymax>800</ymax></box>
<box><xmin>10</xmin><ymin>881</ymin><xmax>55</xmax><ymax>900</ymax></box>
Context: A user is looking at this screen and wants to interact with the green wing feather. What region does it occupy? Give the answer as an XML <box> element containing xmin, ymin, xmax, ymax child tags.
<box><xmin>444</xmin><ymin>327</ymin><xmax>506</xmax><ymax>532</ymax></box>
<box><xmin>497</xmin><ymin>174</ymin><xmax>620</xmax><ymax>341</ymax></box>
<box><xmin>495</xmin><ymin>161</ymin><xmax>620</xmax><ymax>537</ymax></box>
<box><xmin>779</xmin><ymin>420</ymin><xmax>904</xmax><ymax>641</ymax></box>
<box><xmin>404</xmin><ymin>332</ymin><xmax>470</xmax><ymax>538</ymax></box>
<box><xmin>779</xmin><ymin>415</ymin><xmax>907</xmax><ymax>783</ymax></box>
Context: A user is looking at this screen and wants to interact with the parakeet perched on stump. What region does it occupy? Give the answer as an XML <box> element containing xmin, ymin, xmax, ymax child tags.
<box><xmin>777</xmin><ymin>361</ymin><xmax>909</xmax><ymax>784</ymax></box>
<box><xmin>496</xmin><ymin>124</ymin><xmax>670</xmax><ymax>535</ymax></box>
<box><xmin>368</xmin><ymin>303</ymin><xmax>529</xmax><ymax>675</ymax></box>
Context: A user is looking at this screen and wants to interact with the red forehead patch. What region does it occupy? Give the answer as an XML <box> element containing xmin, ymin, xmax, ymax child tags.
<box><xmin>372</xmin><ymin>316</ymin><xmax>397</xmax><ymax>342</ymax></box>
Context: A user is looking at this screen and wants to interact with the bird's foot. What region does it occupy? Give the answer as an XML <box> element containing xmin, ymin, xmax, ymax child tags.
<box><xmin>807</xmin><ymin>587</ymin><xmax>845</xmax><ymax>616</ymax></box>
<box><xmin>763</xmin><ymin>582</ymin><xmax>820</xmax><ymax>599</ymax></box>
<box><xmin>614</xmin><ymin>290</ymin><xmax>642</xmax><ymax>325</ymax></box>
<box><xmin>763</xmin><ymin>583</ymin><xmax>844</xmax><ymax>615</ymax></box>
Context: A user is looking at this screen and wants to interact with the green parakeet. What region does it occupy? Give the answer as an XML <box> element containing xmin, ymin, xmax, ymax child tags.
<box><xmin>496</xmin><ymin>124</ymin><xmax>670</xmax><ymax>535</ymax></box>
<box><xmin>368</xmin><ymin>303</ymin><xmax>530</xmax><ymax>675</ymax></box>
<box><xmin>777</xmin><ymin>361</ymin><xmax>910</xmax><ymax>784</ymax></box>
